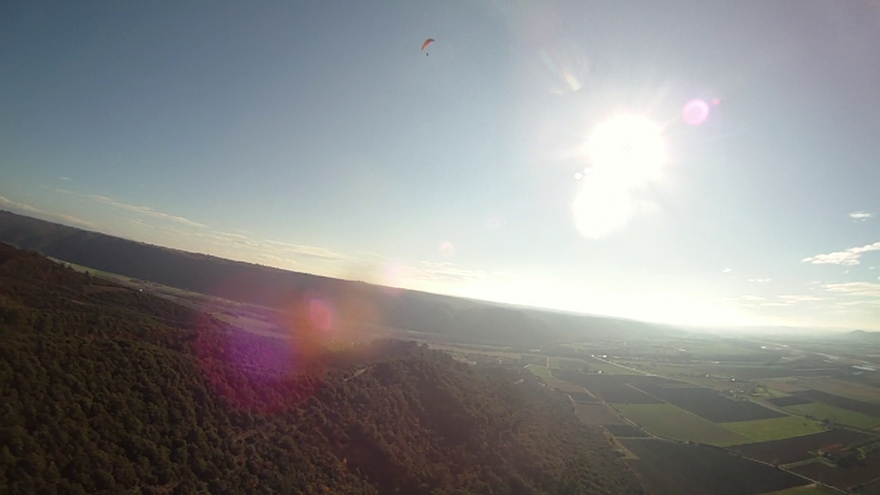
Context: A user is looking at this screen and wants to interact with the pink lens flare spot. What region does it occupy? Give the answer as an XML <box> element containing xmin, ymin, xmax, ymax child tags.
<box><xmin>712</xmin><ymin>98</ymin><xmax>721</xmax><ymax>105</ymax></box>
<box><xmin>683</xmin><ymin>99</ymin><xmax>710</xmax><ymax>126</ymax></box>
<box><xmin>308</xmin><ymin>298</ymin><xmax>334</xmax><ymax>332</ymax></box>
<box><xmin>439</xmin><ymin>242</ymin><xmax>455</xmax><ymax>257</ymax></box>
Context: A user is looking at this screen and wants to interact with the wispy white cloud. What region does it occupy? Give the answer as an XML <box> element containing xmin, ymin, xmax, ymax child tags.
<box><xmin>832</xmin><ymin>299</ymin><xmax>880</xmax><ymax>308</ymax></box>
<box><xmin>823</xmin><ymin>282</ymin><xmax>880</xmax><ymax>298</ymax></box>
<box><xmin>210</xmin><ymin>230</ymin><xmax>248</xmax><ymax>240</ymax></box>
<box><xmin>740</xmin><ymin>295</ymin><xmax>765</xmax><ymax>301</ymax></box>
<box><xmin>722</xmin><ymin>268</ymin><xmax>731</xmax><ymax>273</ymax></box>
<box><xmin>802</xmin><ymin>241</ymin><xmax>880</xmax><ymax>266</ymax></box>
<box><xmin>0</xmin><ymin>195</ymin><xmax>39</xmax><ymax>213</ymax></box>
<box><xmin>0</xmin><ymin>195</ymin><xmax>97</xmax><ymax>228</ymax></box>
<box><xmin>850</xmin><ymin>211</ymin><xmax>873</xmax><ymax>221</ymax></box>
<box><xmin>261</xmin><ymin>239</ymin><xmax>349</xmax><ymax>261</ymax></box>
<box><xmin>778</xmin><ymin>294</ymin><xmax>825</xmax><ymax>302</ymax></box>
<box><xmin>748</xmin><ymin>278</ymin><xmax>772</xmax><ymax>283</ymax></box>
<box><xmin>413</xmin><ymin>261</ymin><xmax>496</xmax><ymax>284</ymax></box>
<box><xmin>736</xmin><ymin>293</ymin><xmax>824</xmax><ymax>307</ymax></box>
<box><xmin>85</xmin><ymin>193</ymin><xmax>206</xmax><ymax>228</ymax></box>
<box><xmin>57</xmin><ymin>176</ymin><xmax>72</xmax><ymax>182</ymax></box>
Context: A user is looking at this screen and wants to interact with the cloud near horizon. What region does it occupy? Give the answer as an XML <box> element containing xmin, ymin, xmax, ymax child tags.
<box><xmin>823</xmin><ymin>282</ymin><xmax>880</xmax><ymax>298</ymax></box>
<box><xmin>56</xmin><ymin>189</ymin><xmax>207</xmax><ymax>228</ymax></box>
<box><xmin>850</xmin><ymin>211</ymin><xmax>873</xmax><ymax>221</ymax></box>
<box><xmin>802</xmin><ymin>241</ymin><xmax>880</xmax><ymax>266</ymax></box>
<box><xmin>0</xmin><ymin>195</ymin><xmax>97</xmax><ymax>228</ymax></box>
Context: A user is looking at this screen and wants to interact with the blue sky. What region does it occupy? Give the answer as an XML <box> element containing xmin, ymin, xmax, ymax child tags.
<box><xmin>2</xmin><ymin>1</ymin><xmax>879</xmax><ymax>330</ymax></box>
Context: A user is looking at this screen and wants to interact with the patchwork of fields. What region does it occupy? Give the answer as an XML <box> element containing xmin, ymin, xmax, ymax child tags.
<box><xmin>444</xmin><ymin>336</ymin><xmax>880</xmax><ymax>495</ymax></box>
<box><xmin>791</xmin><ymin>450</ymin><xmax>880</xmax><ymax>492</ymax></box>
<box><xmin>783</xmin><ymin>403</ymin><xmax>880</xmax><ymax>430</ymax></box>
<box><xmin>640</xmin><ymin>384</ymin><xmax>785</xmax><ymax>422</ymax></box>
<box><xmin>544</xmin><ymin>360</ymin><xmax>880</xmax><ymax>494</ymax></box>
<box><xmin>620</xmin><ymin>439</ymin><xmax>808</xmax><ymax>495</ymax></box>
<box><xmin>722</xmin><ymin>416</ymin><xmax>825</xmax><ymax>443</ymax></box>
<box><xmin>728</xmin><ymin>429</ymin><xmax>872</xmax><ymax>465</ymax></box>
<box><xmin>611</xmin><ymin>403</ymin><xmax>749</xmax><ymax>446</ymax></box>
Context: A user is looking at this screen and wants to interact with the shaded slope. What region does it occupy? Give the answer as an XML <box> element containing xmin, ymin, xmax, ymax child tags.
<box><xmin>0</xmin><ymin>243</ymin><xmax>644</xmax><ymax>494</ymax></box>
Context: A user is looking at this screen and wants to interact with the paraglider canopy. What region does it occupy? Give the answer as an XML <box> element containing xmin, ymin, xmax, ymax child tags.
<box><xmin>422</xmin><ymin>38</ymin><xmax>435</xmax><ymax>55</ymax></box>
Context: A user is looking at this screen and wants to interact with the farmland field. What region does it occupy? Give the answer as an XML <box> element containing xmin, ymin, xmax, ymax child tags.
<box><xmin>604</xmin><ymin>424</ymin><xmax>649</xmax><ymax>437</ymax></box>
<box><xmin>796</xmin><ymin>377</ymin><xmax>880</xmax><ymax>403</ymax></box>
<box><xmin>795</xmin><ymin>389</ymin><xmax>880</xmax><ymax>417</ymax></box>
<box><xmin>552</xmin><ymin>371</ymin><xmax>663</xmax><ymax>403</ymax></box>
<box><xmin>687</xmin><ymin>364</ymin><xmax>809</xmax><ymax>380</ymax></box>
<box><xmin>526</xmin><ymin>366</ymin><xmax>588</xmax><ymax>394</ymax></box>
<box><xmin>768</xmin><ymin>396</ymin><xmax>815</xmax><ymax>407</ymax></box>
<box><xmin>722</xmin><ymin>416</ymin><xmax>825</xmax><ymax>443</ymax></box>
<box><xmin>557</xmin><ymin>358</ymin><xmax>588</xmax><ymax>371</ymax></box>
<box><xmin>526</xmin><ymin>364</ymin><xmax>554</xmax><ymax>380</ymax></box>
<box><xmin>612</xmin><ymin>403</ymin><xmax>749</xmax><ymax>446</ymax></box>
<box><xmin>728</xmin><ymin>429</ymin><xmax>872</xmax><ymax>465</ymax></box>
<box><xmin>568</xmin><ymin>391</ymin><xmax>597</xmax><ymax>403</ymax></box>
<box><xmin>621</xmin><ymin>439</ymin><xmax>808</xmax><ymax>495</ymax></box>
<box><xmin>582</xmin><ymin>358</ymin><xmax>644</xmax><ymax>375</ymax></box>
<box><xmin>791</xmin><ymin>450</ymin><xmax>880</xmax><ymax>491</ymax></box>
<box><xmin>766</xmin><ymin>379</ymin><xmax>812</xmax><ymax>394</ymax></box>
<box><xmin>784</xmin><ymin>403</ymin><xmax>880</xmax><ymax>430</ymax></box>
<box><xmin>574</xmin><ymin>403</ymin><xmax>627</xmax><ymax>425</ymax></box>
<box><xmin>640</xmin><ymin>384</ymin><xmax>786</xmax><ymax>422</ymax></box>
<box><xmin>519</xmin><ymin>354</ymin><xmax>549</xmax><ymax>366</ymax></box>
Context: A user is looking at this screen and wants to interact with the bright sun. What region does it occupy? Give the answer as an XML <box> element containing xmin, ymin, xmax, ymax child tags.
<box><xmin>585</xmin><ymin>114</ymin><xmax>665</xmax><ymax>185</ymax></box>
<box><xmin>574</xmin><ymin>114</ymin><xmax>666</xmax><ymax>239</ymax></box>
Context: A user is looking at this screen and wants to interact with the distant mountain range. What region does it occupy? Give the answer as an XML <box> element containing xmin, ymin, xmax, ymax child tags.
<box><xmin>0</xmin><ymin>209</ymin><xmax>666</xmax><ymax>346</ymax></box>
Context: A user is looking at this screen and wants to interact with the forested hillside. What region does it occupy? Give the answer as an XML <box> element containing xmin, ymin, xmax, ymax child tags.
<box><xmin>0</xmin><ymin>243</ymin><xmax>644</xmax><ymax>494</ymax></box>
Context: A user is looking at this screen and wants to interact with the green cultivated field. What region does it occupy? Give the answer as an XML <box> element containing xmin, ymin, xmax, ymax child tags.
<box><xmin>612</xmin><ymin>403</ymin><xmax>748</xmax><ymax>446</ymax></box>
<box><xmin>722</xmin><ymin>416</ymin><xmax>825</xmax><ymax>443</ymax></box>
<box><xmin>784</xmin><ymin>403</ymin><xmax>880</xmax><ymax>430</ymax></box>
<box><xmin>585</xmin><ymin>359</ymin><xmax>643</xmax><ymax>375</ymax></box>
<box><xmin>574</xmin><ymin>404</ymin><xmax>628</xmax><ymax>426</ymax></box>
<box><xmin>527</xmin><ymin>365</ymin><xmax>554</xmax><ymax>380</ymax></box>
<box><xmin>796</xmin><ymin>377</ymin><xmax>880</xmax><ymax>403</ymax></box>
<box><xmin>526</xmin><ymin>365</ymin><xmax>587</xmax><ymax>394</ymax></box>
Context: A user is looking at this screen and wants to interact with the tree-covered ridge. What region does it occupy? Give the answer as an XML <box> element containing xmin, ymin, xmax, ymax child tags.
<box><xmin>0</xmin><ymin>244</ymin><xmax>644</xmax><ymax>494</ymax></box>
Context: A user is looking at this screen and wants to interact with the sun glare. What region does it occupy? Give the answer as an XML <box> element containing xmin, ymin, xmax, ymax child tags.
<box><xmin>585</xmin><ymin>115</ymin><xmax>665</xmax><ymax>186</ymax></box>
<box><xmin>574</xmin><ymin>114</ymin><xmax>666</xmax><ymax>238</ymax></box>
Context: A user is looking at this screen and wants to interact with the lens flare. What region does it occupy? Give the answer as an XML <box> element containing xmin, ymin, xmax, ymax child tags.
<box><xmin>439</xmin><ymin>242</ymin><xmax>455</xmax><ymax>257</ymax></box>
<box><xmin>683</xmin><ymin>99</ymin><xmax>710</xmax><ymax>126</ymax></box>
<box><xmin>308</xmin><ymin>297</ymin><xmax>334</xmax><ymax>332</ymax></box>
